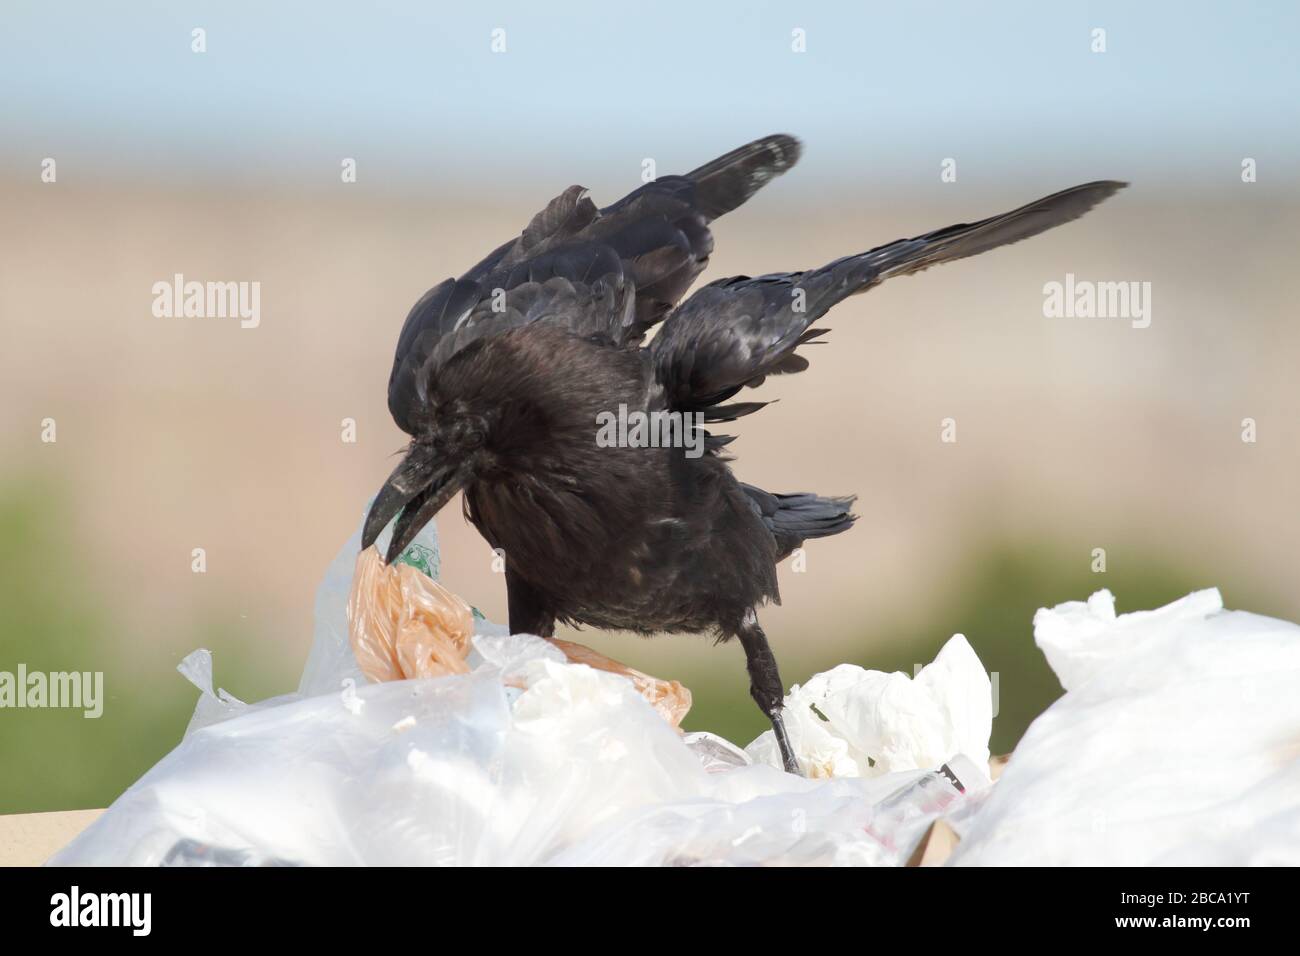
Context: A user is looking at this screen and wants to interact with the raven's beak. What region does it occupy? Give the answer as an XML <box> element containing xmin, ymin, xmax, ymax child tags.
<box><xmin>361</xmin><ymin>446</ymin><xmax>470</xmax><ymax>563</ymax></box>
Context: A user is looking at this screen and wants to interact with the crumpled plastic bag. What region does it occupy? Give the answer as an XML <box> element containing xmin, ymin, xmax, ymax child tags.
<box><xmin>345</xmin><ymin>546</ymin><xmax>692</xmax><ymax>726</ymax></box>
<box><xmin>548</xmin><ymin>638</ymin><xmax>691</xmax><ymax>728</ymax></box>
<box><xmin>50</xmin><ymin>628</ymin><xmax>984</xmax><ymax>866</ymax></box>
<box><xmin>951</xmin><ymin>588</ymin><xmax>1300</xmax><ymax>865</ymax></box>
<box><xmin>47</xmin><ymin>510</ymin><xmax>993</xmax><ymax>866</ymax></box>
<box><xmin>296</xmin><ymin>505</ymin><xmax>441</xmax><ymax>699</ymax></box>
<box><xmin>348</xmin><ymin>547</ymin><xmax>475</xmax><ymax>682</ymax></box>
<box><xmin>55</xmin><ymin>497</ymin><xmax>1299</xmax><ymax>865</ymax></box>
<box><xmin>747</xmin><ymin>634</ymin><xmax>992</xmax><ymax>779</ymax></box>
<box><xmin>176</xmin><ymin>649</ymin><xmax>250</xmax><ymax>736</ymax></box>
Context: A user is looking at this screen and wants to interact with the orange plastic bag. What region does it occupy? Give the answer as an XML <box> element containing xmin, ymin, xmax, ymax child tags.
<box><xmin>348</xmin><ymin>548</ymin><xmax>474</xmax><ymax>682</ymax></box>
<box><xmin>347</xmin><ymin>548</ymin><xmax>691</xmax><ymax>726</ymax></box>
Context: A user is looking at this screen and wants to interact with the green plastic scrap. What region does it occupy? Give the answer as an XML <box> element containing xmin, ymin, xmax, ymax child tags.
<box><xmin>393</xmin><ymin>542</ymin><xmax>438</xmax><ymax>579</ymax></box>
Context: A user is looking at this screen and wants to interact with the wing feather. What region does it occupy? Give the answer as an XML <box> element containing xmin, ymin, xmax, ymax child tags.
<box><xmin>385</xmin><ymin>136</ymin><xmax>803</xmax><ymax>433</ymax></box>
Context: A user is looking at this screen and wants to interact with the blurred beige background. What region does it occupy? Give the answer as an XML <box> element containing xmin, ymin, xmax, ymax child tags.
<box><xmin>6</xmin><ymin>183</ymin><xmax>1297</xmax><ymax>633</ymax></box>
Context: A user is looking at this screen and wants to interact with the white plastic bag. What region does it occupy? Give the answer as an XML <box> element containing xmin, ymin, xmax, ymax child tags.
<box><xmin>49</xmin><ymin>514</ymin><xmax>992</xmax><ymax>866</ymax></box>
<box><xmin>747</xmin><ymin>635</ymin><xmax>992</xmax><ymax>780</ymax></box>
<box><xmin>52</xmin><ymin>629</ymin><xmax>985</xmax><ymax>865</ymax></box>
<box><xmin>951</xmin><ymin>589</ymin><xmax>1300</xmax><ymax>865</ymax></box>
<box><xmin>63</xmin><ymin>507</ymin><xmax>1300</xmax><ymax>865</ymax></box>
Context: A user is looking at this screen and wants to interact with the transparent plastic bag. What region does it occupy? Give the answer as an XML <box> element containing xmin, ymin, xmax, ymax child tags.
<box><xmin>51</xmin><ymin>629</ymin><xmax>986</xmax><ymax>866</ymax></box>
<box><xmin>49</xmin><ymin>556</ymin><xmax>1300</xmax><ymax>865</ymax></box>
<box><xmin>48</xmin><ymin>509</ymin><xmax>995</xmax><ymax>866</ymax></box>
<box><xmin>549</xmin><ymin>638</ymin><xmax>691</xmax><ymax>728</ymax></box>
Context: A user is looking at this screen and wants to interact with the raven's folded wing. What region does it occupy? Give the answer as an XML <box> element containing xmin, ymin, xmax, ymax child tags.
<box><xmin>386</xmin><ymin>135</ymin><xmax>802</xmax><ymax>434</ymax></box>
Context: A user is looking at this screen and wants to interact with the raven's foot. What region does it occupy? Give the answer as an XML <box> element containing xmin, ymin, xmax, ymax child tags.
<box><xmin>769</xmin><ymin>708</ymin><xmax>801</xmax><ymax>775</ymax></box>
<box><xmin>736</xmin><ymin>608</ymin><xmax>803</xmax><ymax>776</ymax></box>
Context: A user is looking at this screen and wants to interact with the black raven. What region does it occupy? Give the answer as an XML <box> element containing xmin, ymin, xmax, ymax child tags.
<box><xmin>362</xmin><ymin>135</ymin><xmax>1123</xmax><ymax>774</ymax></box>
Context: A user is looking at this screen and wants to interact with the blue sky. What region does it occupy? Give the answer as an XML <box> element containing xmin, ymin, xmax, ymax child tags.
<box><xmin>2</xmin><ymin>1</ymin><xmax>1296</xmax><ymax>195</ymax></box>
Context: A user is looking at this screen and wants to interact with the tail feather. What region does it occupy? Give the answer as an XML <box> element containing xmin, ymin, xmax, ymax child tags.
<box><xmin>743</xmin><ymin>485</ymin><xmax>856</xmax><ymax>560</ymax></box>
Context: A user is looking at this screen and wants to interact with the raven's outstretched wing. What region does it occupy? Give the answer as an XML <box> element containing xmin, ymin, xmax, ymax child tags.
<box><xmin>386</xmin><ymin>135</ymin><xmax>802</xmax><ymax>434</ymax></box>
<box><xmin>651</xmin><ymin>180</ymin><xmax>1126</xmax><ymax>420</ymax></box>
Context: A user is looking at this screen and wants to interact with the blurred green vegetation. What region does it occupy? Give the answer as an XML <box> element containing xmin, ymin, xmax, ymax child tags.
<box><xmin>0</xmin><ymin>475</ymin><xmax>281</xmax><ymax>815</ymax></box>
<box><xmin>1</xmin><ymin>472</ymin><xmax>1291</xmax><ymax>814</ymax></box>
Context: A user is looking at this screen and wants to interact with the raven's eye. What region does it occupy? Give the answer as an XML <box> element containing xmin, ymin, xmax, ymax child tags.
<box><xmin>449</xmin><ymin>418</ymin><xmax>484</xmax><ymax>449</ymax></box>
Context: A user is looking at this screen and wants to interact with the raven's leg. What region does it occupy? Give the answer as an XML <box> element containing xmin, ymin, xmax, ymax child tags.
<box><xmin>736</xmin><ymin>608</ymin><xmax>801</xmax><ymax>775</ymax></box>
<box><xmin>506</xmin><ymin>567</ymin><xmax>555</xmax><ymax>637</ymax></box>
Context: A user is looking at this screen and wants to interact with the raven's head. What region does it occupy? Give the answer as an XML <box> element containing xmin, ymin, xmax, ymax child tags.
<box><xmin>362</xmin><ymin>323</ymin><xmax>646</xmax><ymax>564</ymax></box>
<box><xmin>361</xmin><ymin>399</ymin><xmax>493</xmax><ymax>563</ymax></box>
<box><xmin>361</xmin><ymin>326</ymin><xmax>564</xmax><ymax>564</ymax></box>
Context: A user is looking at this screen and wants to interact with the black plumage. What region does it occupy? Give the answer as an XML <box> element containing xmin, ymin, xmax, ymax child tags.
<box><xmin>362</xmin><ymin>135</ymin><xmax>1124</xmax><ymax>773</ymax></box>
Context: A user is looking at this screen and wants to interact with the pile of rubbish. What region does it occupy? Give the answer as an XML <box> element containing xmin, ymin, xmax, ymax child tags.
<box><xmin>50</xmin><ymin>517</ymin><xmax>1300</xmax><ymax>866</ymax></box>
